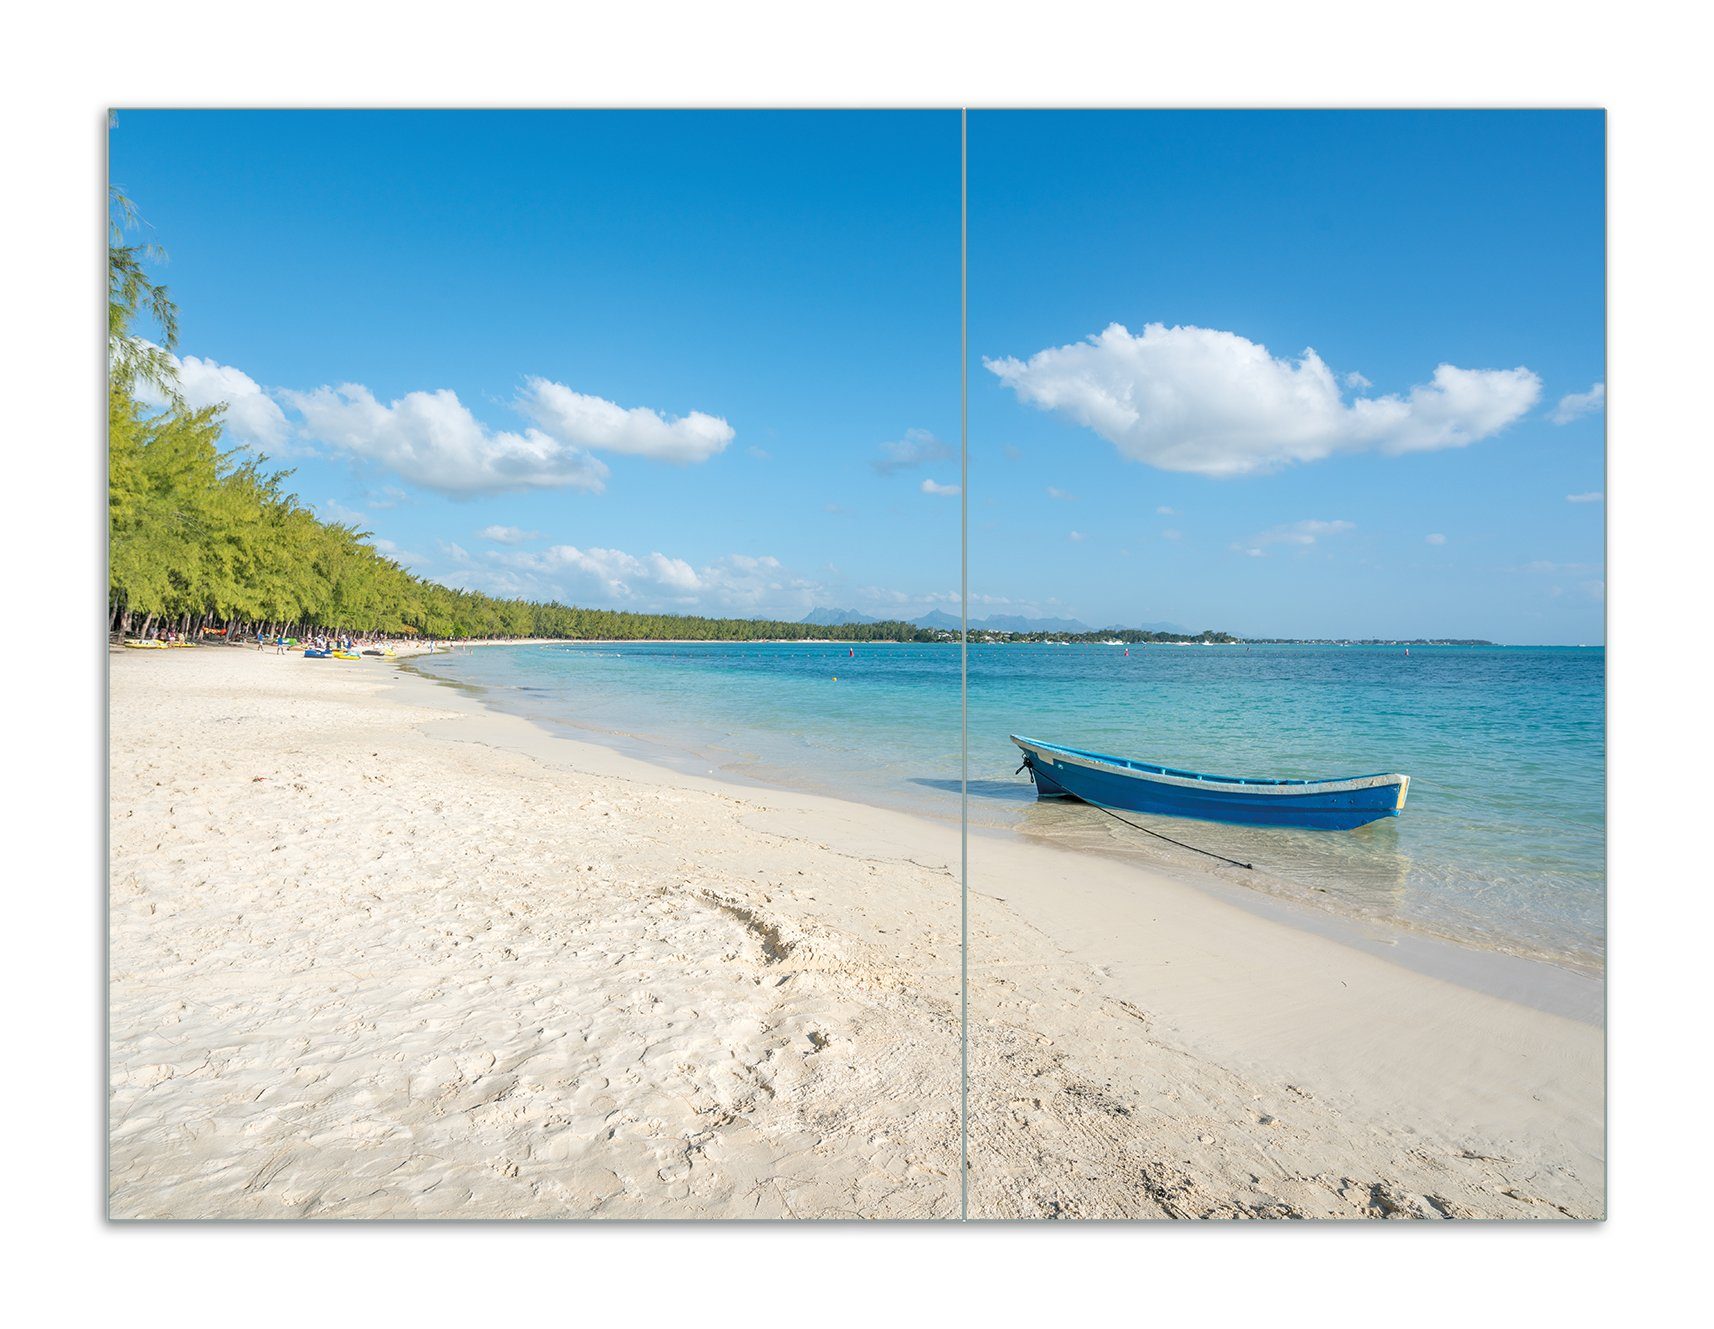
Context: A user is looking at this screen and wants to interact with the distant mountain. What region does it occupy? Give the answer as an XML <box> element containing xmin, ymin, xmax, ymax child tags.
<box><xmin>801</xmin><ymin>607</ymin><xmax>881</xmax><ymax>626</ymax></box>
<box><xmin>913</xmin><ymin>611</ymin><xmax>1094</xmax><ymax>633</ymax></box>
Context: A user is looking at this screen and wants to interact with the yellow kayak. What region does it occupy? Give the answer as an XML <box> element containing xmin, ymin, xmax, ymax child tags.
<box><xmin>332</xmin><ymin>651</ymin><xmax>361</xmax><ymax>660</ymax></box>
<box><xmin>123</xmin><ymin>640</ymin><xmax>168</xmax><ymax>649</ymax></box>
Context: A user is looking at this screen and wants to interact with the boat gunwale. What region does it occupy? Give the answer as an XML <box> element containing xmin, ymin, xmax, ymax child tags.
<box><xmin>1010</xmin><ymin>734</ymin><xmax>1407</xmax><ymax>798</ymax></box>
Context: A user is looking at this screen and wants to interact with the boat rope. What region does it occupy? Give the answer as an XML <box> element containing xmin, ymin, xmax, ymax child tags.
<box><xmin>1082</xmin><ymin>799</ymin><xmax>1254</xmax><ymax>870</ymax></box>
<box><xmin>1016</xmin><ymin>758</ymin><xmax>1254</xmax><ymax>870</ymax></box>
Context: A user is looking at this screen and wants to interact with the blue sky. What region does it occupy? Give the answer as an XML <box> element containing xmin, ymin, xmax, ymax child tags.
<box><xmin>112</xmin><ymin>110</ymin><xmax>1603</xmax><ymax>641</ymax></box>
<box><xmin>972</xmin><ymin>111</ymin><xmax>1605</xmax><ymax>642</ymax></box>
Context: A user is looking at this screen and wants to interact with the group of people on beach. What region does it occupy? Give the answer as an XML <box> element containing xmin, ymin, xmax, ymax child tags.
<box><xmin>256</xmin><ymin>631</ymin><xmax>407</xmax><ymax>656</ymax></box>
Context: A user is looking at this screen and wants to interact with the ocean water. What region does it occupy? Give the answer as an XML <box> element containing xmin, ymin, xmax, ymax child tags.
<box><xmin>413</xmin><ymin>642</ymin><xmax>1605</xmax><ymax>972</ymax></box>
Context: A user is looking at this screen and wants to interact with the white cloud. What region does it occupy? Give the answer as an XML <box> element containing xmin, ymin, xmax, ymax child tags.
<box><xmin>747</xmin><ymin>446</ymin><xmax>772</xmax><ymax>460</ymax></box>
<box><xmin>135</xmin><ymin>348</ymin><xmax>292</xmax><ymax>452</ymax></box>
<box><xmin>874</xmin><ymin>428</ymin><xmax>952</xmax><ymax>474</ymax></box>
<box><xmin>282</xmin><ymin>383</ymin><xmax>611</xmax><ymax>497</ymax></box>
<box><xmin>478</xmin><ymin>524</ymin><xmax>541</xmax><ymax>545</ymax></box>
<box><xmin>1233</xmin><ymin>518</ymin><xmax>1355</xmax><ymax>558</ymax></box>
<box><xmin>473</xmin><ymin>544</ymin><xmax>812</xmax><ymax>616</ymax></box>
<box><xmin>528</xmin><ymin>545</ymin><xmax>701</xmax><ymax>598</ymax></box>
<box><xmin>985</xmin><ymin>322</ymin><xmax>1541</xmax><ymax>476</ymax></box>
<box><xmin>1425</xmin><ymin>533</ymin><xmax>1447</xmax><ymax>545</ymax></box>
<box><xmin>1161</xmin><ymin>529</ymin><xmax>1182</xmax><ymax>541</ymax></box>
<box><xmin>1549</xmin><ymin>382</ymin><xmax>1605</xmax><ymax>425</ymax></box>
<box><xmin>517</xmin><ymin>377</ymin><xmax>733</xmax><ymax>463</ymax></box>
<box><xmin>1046</xmin><ymin>486</ymin><xmax>1076</xmax><ymax>500</ymax></box>
<box><xmin>1344</xmin><ymin>370</ymin><xmax>1372</xmax><ymax>390</ymax></box>
<box><xmin>138</xmin><ymin>348</ymin><xmax>733</xmax><ymax>495</ymax></box>
<box><xmin>1566</xmin><ymin>491</ymin><xmax>1604</xmax><ymax>504</ymax></box>
<box><xmin>857</xmin><ymin>585</ymin><xmax>950</xmax><ymax>609</ymax></box>
<box><xmin>1067</xmin><ymin>530</ymin><xmax>1086</xmax><ymax>542</ymax></box>
<box><xmin>318</xmin><ymin>498</ymin><xmax>368</xmax><ymax>526</ymax></box>
<box><xmin>920</xmin><ymin>478</ymin><xmax>960</xmax><ymax>497</ymax></box>
<box><xmin>1155</xmin><ymin>505</ymin><xmax>1176</xmax><ymax>516</ymax></box>
<box><xmin>370</xmin><ymin>536</ymin><xmax>429</xmax><ymax>567</ymax></box>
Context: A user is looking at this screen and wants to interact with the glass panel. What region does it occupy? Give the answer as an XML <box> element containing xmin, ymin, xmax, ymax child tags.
<box><xmin>966</xmin><ymin>109</ymin><xmax>1605</xmax><ymax>1220</ymax></box>
<box><xmin>107</xmin><ymin>110</ymin><xmax>962</xmax><ymax>1219</ymax></box>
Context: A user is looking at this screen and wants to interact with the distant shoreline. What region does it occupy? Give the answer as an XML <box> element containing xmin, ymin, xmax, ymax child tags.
<box><xmin>427</xmin><ymin>636</ymin><xmax>1598</xmax><ymax>649</ymax></box>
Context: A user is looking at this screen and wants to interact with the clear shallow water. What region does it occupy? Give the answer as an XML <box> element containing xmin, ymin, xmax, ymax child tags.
<box><xmin>415</xmin><ymin>642</ymin><xmax>1605</xmax><ymax>971</ymax></box>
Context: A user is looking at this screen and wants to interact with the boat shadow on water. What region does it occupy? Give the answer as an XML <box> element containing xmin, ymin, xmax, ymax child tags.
<box><xmin>908</xmin><ymin>777</ymin><xmax>1038</xmax><ymax>803</ymax></box>
<box><xmin>1004</xmin><ymin>792</ymin><xmax>1415</xmax><ymax>914</ymax></box>
<box><xmin>907</xmin><ymin>771</ymin><xmax>1411</xmax><ymax>906</ymax></box>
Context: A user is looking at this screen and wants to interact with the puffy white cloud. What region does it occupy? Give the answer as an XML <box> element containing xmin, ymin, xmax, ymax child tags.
<box><xmin>920</xmin><ymin>478</ymin><xmax>960</xmax><ymax>497</ymax></box>
<box><xmin>1565</xmin><ymin>491</ymin><xmax>1604</xmax><ymax>504</ymax></box>
<box><xmin>1425</xmin><ymin>532</ymin><xmax>1447</xmax><ymax>545</ymax></box>
<box><xmin>516</xmin><ymin>377</ymin><xmax>733</xmax><ymax>463</ymax></box>
<box><xmin>985</xmin><ymin>322</ymin><xmax>1541</xmax><ymax>477</ymax></box>
<box><xmin>465</xmin><ymin>544</ymin><xmax>813</xmax><ymax>616</ymax></box>
<box><xmin>1233</xmin><ymin>518</ymin><xmax>1354</xmax><ymax>558</ymax></box>
<box><xmin>478</xmin><ymin>524</ymin><xmax>541</xmax><ymax>545</ymax></box>
<box><xmin>135</xmin><ymin>348</ymin><xmax>292</xmax><ymax>452</ymax></box>
<box><xmin>369</xmin><ymin>536</ymin><xmax>429</xmax><ymax>567</ymax></box>
<box><xmin>524</xmin><ymin>545</ymin><xmax>701</xmax><ymax>599</ymax></box>
<box><xmin>1549</xmin><ymin>382</ymin><xmax>1605</xmax><ymax>425</ymax></box>
<box><xmin>1067</xmin><ymin>530</ymin><xmax>1086</xmax><ymax>542</ymax></box>
<box><xmin>136</xmin><ymin>347</ymin><xmax>734</xmax><ymax>494</ymax></box>
<box><xmin>317</xmin><ymin>498</ymin><xmax>368</xmax><ymax>526</ymax></box>
<box><xmin>281</xmin><ymin>383</ymin><xmax>611</xmax><ymax>497</ymax></box>
<box><xmin>874</xmin><ymin>428</ymin><xmax>952</xmax><ymax>474</ymax></box>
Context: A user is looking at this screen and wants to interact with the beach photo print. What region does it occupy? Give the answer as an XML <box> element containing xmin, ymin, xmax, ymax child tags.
<box><xmin>107</xmin><ymin>108</ymin><xmax>1603</xmax><ymax>1221</ymax></box>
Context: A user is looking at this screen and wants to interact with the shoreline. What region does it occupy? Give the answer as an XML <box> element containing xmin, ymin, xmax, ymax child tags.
<box><xmin>110</xmin><ymin>647</ymin><xmax>1603</xmax><ymax>1218</ymax></box>
<box><xmin>411</xmin><ymin>641</ymin><xmax>1605</xmax><ymax>991</ymax></box>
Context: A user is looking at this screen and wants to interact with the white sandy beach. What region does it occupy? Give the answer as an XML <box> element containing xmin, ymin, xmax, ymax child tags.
<box><xmin>109</xmin><ymin>646</ymin><xmax>1602</xmax><ymax>1219</ymax></box>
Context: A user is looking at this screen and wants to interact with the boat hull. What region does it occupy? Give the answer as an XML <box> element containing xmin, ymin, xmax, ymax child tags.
<box><xmin>1015</xmin><ymin>736</ymin><xmax>1407</xmax><ymax>831</ymax></box>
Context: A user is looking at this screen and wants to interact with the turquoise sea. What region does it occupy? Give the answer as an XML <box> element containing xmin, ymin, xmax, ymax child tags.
<box><xmin>414</xmin><ymin>642</ymin><xmax>1605</xmax><ymax>972</ymax></box>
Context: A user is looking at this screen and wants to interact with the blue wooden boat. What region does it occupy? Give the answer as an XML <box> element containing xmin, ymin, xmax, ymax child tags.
<box><xmin>1012</xmin><ymin>735</ymin><xmax>1408</xmax><ymax>831</ymax></box>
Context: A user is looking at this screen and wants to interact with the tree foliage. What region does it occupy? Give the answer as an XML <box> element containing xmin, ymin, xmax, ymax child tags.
<box><xmin>106</xmin><ymin>196</ymin><xmax>940</xmax><ymax>643</ymax></box>
<box><xmin>108</xmin><ymin>187</ymin><xmax>181</xmax><ymax>404</ymax></box>
<box><xmin>107</xmin><ymin>196</ymin><xmax>1235</xmax><ymax>647</ymax></box>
